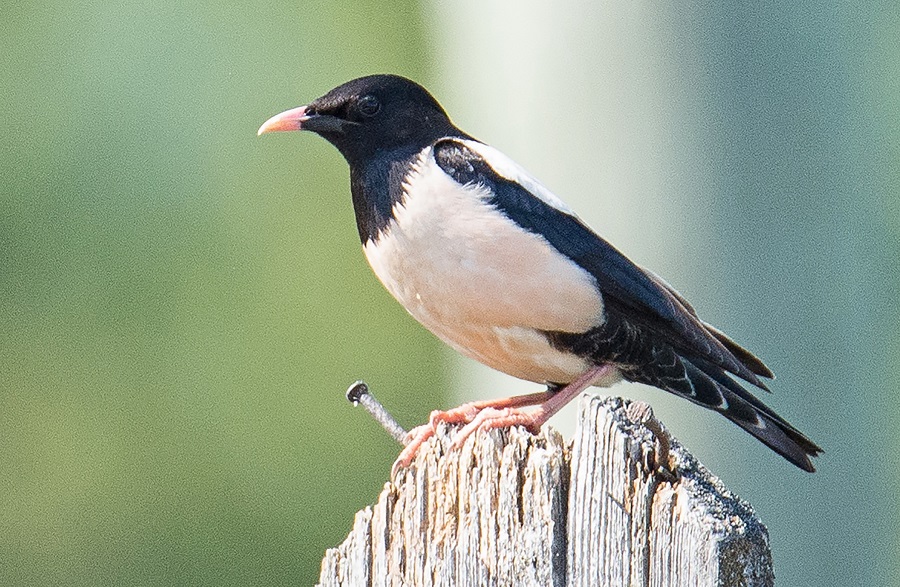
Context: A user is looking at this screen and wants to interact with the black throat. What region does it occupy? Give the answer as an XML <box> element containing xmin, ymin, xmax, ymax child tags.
<box><xmin>348</xmin><ymin>145</ymin><xmax>424</xmax><ymax>244</ymax></box>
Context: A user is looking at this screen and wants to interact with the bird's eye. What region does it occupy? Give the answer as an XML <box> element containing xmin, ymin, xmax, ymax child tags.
<box><xmin>357</xmin><ymin>95</ymin><xmax>381</xmax><ymax>118</ymax></box>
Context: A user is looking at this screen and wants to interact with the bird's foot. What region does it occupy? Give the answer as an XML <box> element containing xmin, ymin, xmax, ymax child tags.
<box><xmin>390</xmin><ymin>366</ymin><xmax>614</xmax><ymax>477</ymax></box>
<box><xmin>451</xmin><ymin>407</ymin><xmax>542</xmax><ymax>449</ymax></box>
<box><xmin>392</xmin><ymin>423</ymin><xmax>435</xmax><ymax>478</ymax></box>
<box><xmin>390</xmin><ymin>405</ymin><xmax>475</xmax><ymax>477</ymax></box>
<box><xmin>391</xmin><ymin>394</ymin><xmax>552</xmax><ymax>477</ymax></box>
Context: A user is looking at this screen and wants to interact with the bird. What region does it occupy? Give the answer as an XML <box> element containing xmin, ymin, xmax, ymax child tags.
<box><xmin>258</xmin><ymin>74</ymin><xmax>822</xmax><ymax>472</ymax></box>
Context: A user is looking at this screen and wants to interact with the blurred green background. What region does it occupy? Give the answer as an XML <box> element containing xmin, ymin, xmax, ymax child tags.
<box><xmin>1</xmin><ymin>0</ymin><xmax>897</xmax><ymax>585</ymax></box>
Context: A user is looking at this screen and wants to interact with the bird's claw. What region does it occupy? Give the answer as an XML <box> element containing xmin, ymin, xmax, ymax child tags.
<box><xmin>391</xmin><ymin>405</ymin><xmax>479</xmax><ymax>477</ymax></box>
<box><xmin>451</xmin><ymin>407</ymin><xmax>541</xmax><ymax>449</ymax></box>
<box><xmin>391</xmin><ymin>423</ymin><xmax>435</xmax><ymax>478</ymax></box>
<box><xmin>391</xmin><ymin>406</ymin><xmax>544</xmax><ymax>477</ymax></box>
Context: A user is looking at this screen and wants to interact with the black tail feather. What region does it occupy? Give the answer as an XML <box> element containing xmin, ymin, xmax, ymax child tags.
<box><xmin>624</xmin><ymin>353</ymin><xmax>822</xmax><ymax>471</ymax></box>
<box><xmin>677</xmin><ymin>358</ymin><xmax>822</xmax><ymax>472</ymax></box>
<box><xmin>701</xmin><ymin>321</ymin><xmax>775</xmax><ymax>381</ymax></box>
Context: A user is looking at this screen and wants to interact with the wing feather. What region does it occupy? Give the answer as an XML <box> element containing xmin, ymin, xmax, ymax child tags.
<box><xmin>433</xmin><ymin>138</ymin><xmax>769</xmax><ymax>387</ymax></box>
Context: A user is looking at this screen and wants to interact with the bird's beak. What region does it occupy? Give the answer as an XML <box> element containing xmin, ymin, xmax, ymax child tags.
<box><xmin>257</xmin><ymin>105</ymin><xmax>347</xmax><ymax>136</ymax></box>
<box><xmin>257</xmin><ymin>105</ymin><xmax>309</xmax><ymax>135</ymax></box>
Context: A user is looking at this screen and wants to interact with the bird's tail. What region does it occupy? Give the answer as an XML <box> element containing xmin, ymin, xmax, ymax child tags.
<box><xmin>685</xmin><ymin>357</ymin><xmax>821</xmax><ymax>471</ymax></box>
<box><xmin>649</xmin><ymin>355</ymin><xmax>822</xmax><ymax>472</ymax></box>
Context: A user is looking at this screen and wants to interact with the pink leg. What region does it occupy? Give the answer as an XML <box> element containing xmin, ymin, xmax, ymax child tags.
<box><xmin>392</xmin><ymin>364</ymin><xmax>614</xmax><ymax>476</ymax></box>
<box><xmin>452</xmin><ymin>364</ymin><xmax>614</xmax><ymax>447</ymax></box>
<box><xmin>391</xmin><ymin>390</ymin><xmax>554</xmax><ymax>477</ymax></box>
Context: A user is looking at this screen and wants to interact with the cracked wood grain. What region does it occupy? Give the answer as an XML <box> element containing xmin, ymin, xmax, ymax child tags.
<box><xmin>317</xmin><ymin>395</ymin><xmax>774</xmax><ymax>587</ymax></box>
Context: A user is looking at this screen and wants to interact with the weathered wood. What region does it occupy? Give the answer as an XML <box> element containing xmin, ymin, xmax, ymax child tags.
<box><xmin>317</xmin><ymin>396</ymin><xmax>774</xmax><ymax>587</ymax></box>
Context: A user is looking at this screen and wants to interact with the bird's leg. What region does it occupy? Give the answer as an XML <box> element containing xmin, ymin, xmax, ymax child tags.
<box><xmin>451</xmin><ymin>364</ymin><xmax>614</xmax><ymax>449</ymax></box>
<box><xmin>392</xmin><ymin>390</ymin><xmax>555</xmax><ymax>476</ymax></box>
<box><xmin>392</xmin><ymin>365</ymin><xmax>614</xmax><ymax>475</ymax></box>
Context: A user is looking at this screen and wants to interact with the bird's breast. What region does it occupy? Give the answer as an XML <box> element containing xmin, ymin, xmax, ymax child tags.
<box><xmin>362</xmin><ymin>147</ymin><xmax>606</xmax><ymax>384</ymax></box>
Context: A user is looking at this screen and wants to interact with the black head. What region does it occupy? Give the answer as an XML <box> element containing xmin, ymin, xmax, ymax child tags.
<box><xmin>258</xmin><ymin>74</ymin><xmax>464</xmax><ymax>167</ymax></box>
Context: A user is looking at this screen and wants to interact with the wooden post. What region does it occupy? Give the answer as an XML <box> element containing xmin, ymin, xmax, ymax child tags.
<box><xmin>317</xmin><ymin>396</ymin><xmax>774</xmax><ymax>587</ymax></box>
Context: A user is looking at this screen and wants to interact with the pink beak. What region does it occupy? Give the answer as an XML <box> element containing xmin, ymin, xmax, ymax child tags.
<box><xmin>257</xmin><ymin>105</ymin><xmax>309</xmax><ymax>136</ymax></box>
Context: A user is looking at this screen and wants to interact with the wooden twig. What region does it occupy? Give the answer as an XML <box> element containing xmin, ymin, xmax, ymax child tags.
<box><xmin>318</xmin><ymin>395</ymin><xmax>774</xmax><ymax>587</ymax></box>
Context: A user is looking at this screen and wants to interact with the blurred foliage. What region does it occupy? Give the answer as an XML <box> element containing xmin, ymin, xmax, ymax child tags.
<box><xmin>1</xmin><ymin>1</ymin><xmax>443</xmax><ymax>585</ymax></box>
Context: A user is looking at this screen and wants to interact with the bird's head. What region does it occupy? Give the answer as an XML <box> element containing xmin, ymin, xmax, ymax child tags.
<box><xmin>258</xmin><ymin>74</ymin><xmax>461</xmax><ymax>165</ymax></box>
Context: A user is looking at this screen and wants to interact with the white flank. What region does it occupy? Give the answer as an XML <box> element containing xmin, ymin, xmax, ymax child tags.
<box><xmin>363</xmin><ymin>146</ymin><xmax>616</xmax><ymax>385</ymax></box>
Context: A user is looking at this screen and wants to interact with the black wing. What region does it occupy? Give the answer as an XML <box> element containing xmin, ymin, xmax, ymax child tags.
<box><xmin>433</xmin><ymin>138</ymin><xmax>822</xmax><ymax>471</ymax></box>
<box><xmin>432</xmin><ymin>138</ymin><xmax>766</xmax><ymax>387</ymax></box>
